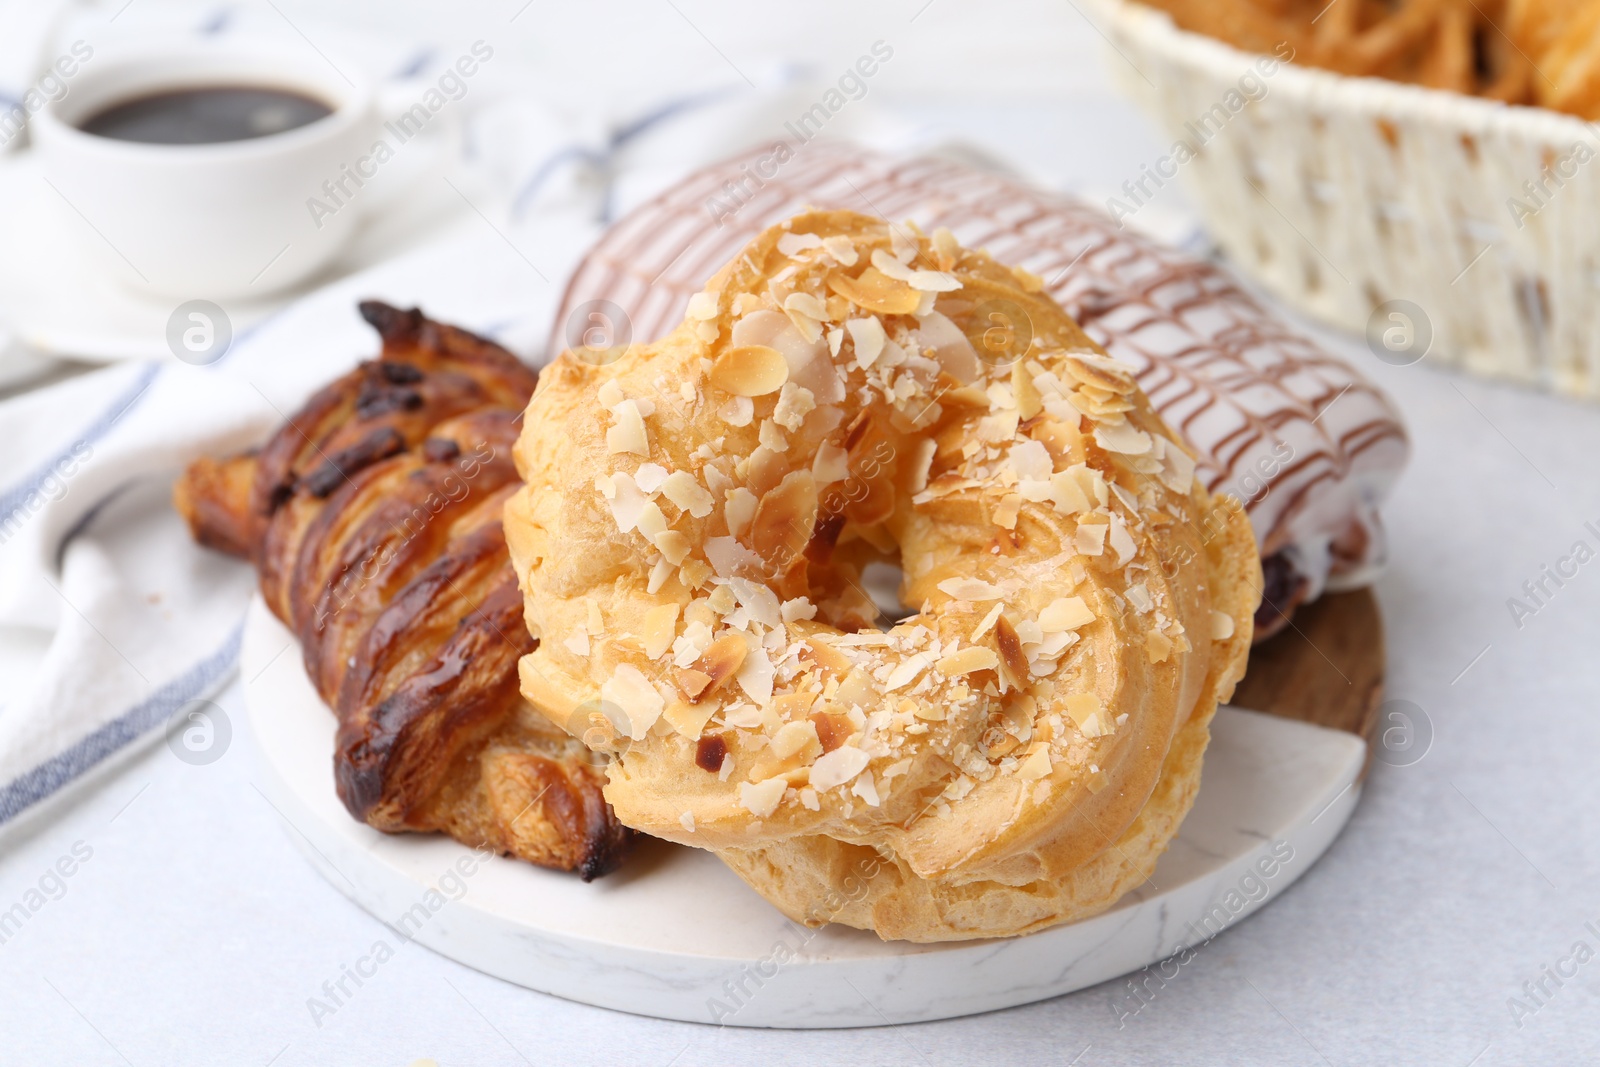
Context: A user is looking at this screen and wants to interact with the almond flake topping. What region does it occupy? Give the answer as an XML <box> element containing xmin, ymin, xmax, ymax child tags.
<box><xmin>777</xmin><ymin>232</ymin><xmax>824</xmax><ymax>256</ymax></box>
<box><xmin>711</xmin><ymin>345</ymin><xmax>789</xmax><ymax>397</ymax></box>
<box><xmin>739</xmin><ymin>777</ymin><xmax>786</xmax><ymax>816</ymax></box>
<box><xmin>1074</xmin><ymin>522</ymin><xmax>1108</xmax><ymax>556</ymax></box>
<box><xmin>1094</xmin><ymin>420</ymin><xmax>1153</xmax><ymax>456</ymax></box>
<box><xmin>1018</xmin><ymin>745</ymin><xmax>1053</xmax><ymax>780</ymax></box>
<box><xmin>870</xmin><ymin>248</ymin><xmax>961</xmax><ymax>292</ymax></box>
<box><xmin>662</xmin><ymin>471</ymin><xmax>714</xmax><ymax>517</ymax></box>
<box><xmin>937</xmin><ymin>645</ymin><xmax>999</xmax><ymax>676</ymax></box>
<box><xmin>686</xmin><ymin>291</ymin><xmax>718</xmax><ymax>320</ymax></box>
<box><xmin>820</xmin><ymin>234</ymin><xmax>859</xmax><ymax>266</ymax></box>
<box><xmin>772</xmin><ymin>382</ymin><xmax>815</xmax><ymax>431</ymax></box>
<box><xmin>601</xmin><ymin>665</ymin><xmax>664</xmax><ymax>741</ymax></box>
<box><xmin>846</xmin><ymin>316</ymin><xmax>886</xmax><ymax>369</ymax></box>
<box><xmin>1066</xmin><ymin>692</ymin><xmax>1113</xmax><ymax>738</ymax></box>
<box><xmin>810</xmin><ymin>745</ymin><xmax>870</xmax><ymax>789</ymax></box>
<box><xmin>937</xmin><ymin>577</ymin><xmax>1006</xmax><ymax>600</ymax></box>
<box><xmin>606</xmin><ymin>398</ymin><xmax>650</xmax><ymax>456</ymax></box>
<box><xmin>1038</xmin><ymin>596</ymin><xmax>1095</xmax><ymax>632</ymax></box>
<box><xmin>827</xmin><ymin>268</ymin><xmax>921</xmax><ymax>316</ymax></box>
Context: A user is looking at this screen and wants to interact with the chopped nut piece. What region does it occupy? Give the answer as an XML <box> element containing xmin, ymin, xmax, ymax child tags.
<box><xmin>937</xmin><ymin>577</ymin><xmax>1004</xmax><ymax>600</ymax></box>
<box><xmin>735</xmin><ymin>643</ymin><xmax>775</xmax><ymax>705</ymax></box>
<box><xmin>655</xmin><ymin>529</ymin><xmax>691</xmax><ymax>565</ymax></box>
<box><xmin>770</xmin><ymin>719</ymin><xmax>822</xmax><ymax>759</ymax></box>
<box><xmin>720</xmin><ymin>396</ymin><xmax>754</xmax><ymax>426</ymax></box>
<box><xmin>1013</xmin><ymin>362</ymin><xmax>1043</xmax><ymax>421</ymax></box>
<box><xmin>1074</xmin><ymin>521</ymin><xmax>1108</xmax><ymax>556</ymax></box>
<box><xmin>884</xmin><ymin>653</ymin><xmax>931</xmax><ymax>692</ymax></box>
<box><xmin>740</xmin><ymin>777</ymin><xmax>787</xmax><ymax>816</ymax></box>
<box><xmin>710</xmin><ymin>345</ymin><xmax>789</xmax><ymax>397</ymax></box>
<box><xmin>835</xmin><ymin>667</ymin><xmax>877</xmax><ymax>710</ymax></box>
<box><xmin>1147</xmin><ymin>630</ymin><xmax>1173</xmax><ymax>663</ymax></box>
<box><xmin>970</xmin><ymin>602</ymin><xmax>1004</xmax><ymax>641</ymax></box>
<box><xmin>686</xmin><ymin>291</ymin><xmax>718</xmax><ymax>320</ymax></box>
<box><xmin>641</xmin><ymin>603</ymin><xmax>680</xmax><ymax>659</ymax></box>
<box><xmin>751</xmin><ymin>471</ymin><xmax>818</xmax><ymax>569</ymax></box>
<box><xmin>724</xmin><ymin>486</ymin><xmax>758</xmax><ymax>538</ymax></box>
<box><xmin>1211</xmin><ymin>610</ymin><xmax>1236</xmax><ymax>640</ymax></box>
<box><xmin>1065</xmin><ymin>353</ymin><xmax>1137</xmax><ymax>394</ymax></box>
<box><xmin>826</xmin><ymin>267</ymin><xmax>921</xmax><ymax>315</ymax></box>
<box><xmin>678</xmin><ymin>557</ymin><xmax>712</xmax><ymax>590</ymax></box>
<box><xmin>1017</xmin><ymin>745</ymin><xmax>1052</xmax><ymax>780</ymax></box>
<box><xmin>937</xmin><ymin>645</ymin><xmax>999</xmax><ymax>676</ymax></box>
<box><xmin>803</xmin><ymin>636</ymin><xmax>852</xmax><ymax>674</ymax></box>
<box><xmin>600</xmin><ymin>664</ymin><xmax>664</xmax><ymax>740</ymax></box>
<box><xmin>810</xmin><ymin>709</ymin><xmax>852</xmax><ymax>752</ymax></box>
<box><xmin>676</xmin><ymin>668</ymin><xmax>713</xmax><ymax>702</ymax></box>
<box><xmin>1066</xmin><ymin>692</ymin><xmax>1112</xmax><ymax>737</ymax></box>
<box><xmin>821</xmin><ymin>234</ymin><xmax>859</xmax><ymax>266</ymax></box>
<box><xmin>994</xmin><ymin>493</ymin><xmax>1022</xmax><ymax>530</ymax></box>
<box><xmin>664</xmin><ymin>698</ymin><xmax>718</xmax><ymax>740</ymax></box>
<box><xmin>846</xmin><ymin>316</ymin><xmax>887</xmax><ymax>369</ymax></box>
<box><xmin>812</xmin><ymin>442</ymin><xmax>850</xmax><ymax>484</ymax></box>
<box><xmin>662</xmin><ymin>471</ymin><xmax>714</xmax><ymax>517</ymax></box>
<box><xmin>636</xmin><ymin>501</ymin><xmax>667</xmax><ymax>541</ymax></box>
<box><xmin>772</xmin><ymin>382</ymin><xmax>816</xmax><ymax>432</ymax></box>
<box><xmin>683</xmin><ymin>633</ymin><xmax>747</xmax><ymax>699</ymax></box>
<box><xmin>908</xmin><ymin>437</ymin><xmax>938</xmax><ymax>494</ymax></box>
<box><xmin>758</xmin><ymin>419</ymin><xmax>788</xmax><ymax>452</ymax></box>
<box><xmin>1094</xmin><ymin>421</ymin><xmax>1153</xmax><ymax>456</ymax></box>
<box><xmin>1108</xmin><ymin>514</ymin><xmax>1137</xmax><ymax>565</ymax></box>
<box><xmin>809</xmin><ymin>745</ymin><xmax>870</xmax><ymax>789</ymax></box>
<box><xmin>1039</xmin><ymin>596</ymin><xmax>1095</xmax><ymax>632</ymax></box>
<box><xmin>1049</xmin><ymin>470</ymin><xmax>1090</xmax><ymax>515</ymax></box>
<box><xmin>606</xmin><ymin>398</ymin><xmax>650</xmax><ymax>456</ymax></box>
<box><xmin>633</xmin><ymin>463</ymin><xmax>668</xmax><ymax>495</ymax></box>
<box><xmin>777</xmin><ymin>232</ymin><xmax>824</xmax><ymax>256</ymax></box>
<box><xmin>994</xmin><ymin>615</ymin><xmax>1028</xmax><ymax>689</ymax></box>
<box><xmin>784</xmin><ymin>292</ymin><xmax>829</xmax><ymax>322</ymax></box>
<box><xmin>869</xmin><ymin>248</ymin><xmax>961</xmax><ymax>292</ymax></box>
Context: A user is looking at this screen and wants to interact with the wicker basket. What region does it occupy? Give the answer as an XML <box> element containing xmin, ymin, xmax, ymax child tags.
<box><xmin>1094</xmin><ymin>0</ymin><xmax>1600</xmax><ymax>399</ymax></box>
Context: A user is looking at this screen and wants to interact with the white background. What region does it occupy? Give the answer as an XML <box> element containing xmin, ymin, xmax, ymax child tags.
<box><xmin>1</xmin><ymin>1</ymin><xmax>1599</xmax><ymax>1064</ymax></box>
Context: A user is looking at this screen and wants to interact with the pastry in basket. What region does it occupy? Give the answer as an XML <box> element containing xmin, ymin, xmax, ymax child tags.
<box><xmin>507</xmin><ymin>210</ymin><xmax>1259</xmax><ymax>940</ymax></box>
<box><xmin>553</xmin><ymin>143</ymin><xmax>1408</xmax><ymax>639</ymax></box>
<box><xmin>1133</xmin><ymin>0</ymin><xmax>1600</xmax><ymax>118</ymax></box>
<box><xmin>175</xmin><ymin>301</ymin><xmax>632</xmax><ymax>879</ymax></box>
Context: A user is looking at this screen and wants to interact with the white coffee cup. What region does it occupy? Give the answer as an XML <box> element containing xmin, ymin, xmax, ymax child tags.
<box><xmin>32</xmin><ymin>42</ymin><xmax>379</xmax><ymax>300</ymax></box>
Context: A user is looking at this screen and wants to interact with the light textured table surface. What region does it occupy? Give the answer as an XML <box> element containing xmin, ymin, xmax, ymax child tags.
<box><xmin>2</xmin><ymin>2</ymin><xmax>1599</xmax><ymax>1065</ymax></box>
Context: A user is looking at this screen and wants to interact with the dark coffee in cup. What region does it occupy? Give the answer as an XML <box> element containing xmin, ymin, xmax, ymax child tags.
<box><xmin>79</xmin><ymin>85</ymin><xmax>332</xmax><ymax>145</ymax></box>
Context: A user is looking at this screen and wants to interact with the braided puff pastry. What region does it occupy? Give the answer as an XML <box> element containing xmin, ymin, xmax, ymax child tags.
<box><xmin>507</xmin><ymin>212</ymin><xmax>1259</xmax><ymax>937</ymax></box>
<box><xmin>175</xmin><ymin>302</ymin><xmax>631</xmax><ymax>879</ymax></box>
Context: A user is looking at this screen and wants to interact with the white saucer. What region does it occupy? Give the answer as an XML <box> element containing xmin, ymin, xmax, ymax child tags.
<box><xmin>242</xmin><ymin>594</ymin><xmax>1365</xmax><ymax>1028</ymax></box>
<box><xmin>0</xmin><ymin>148</ymin><xmax>469</xmax><ymax>365</ymax></box>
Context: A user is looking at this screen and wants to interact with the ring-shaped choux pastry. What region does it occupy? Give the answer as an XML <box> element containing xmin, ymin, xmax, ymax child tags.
<box><xmin>507</xmin><ymin>210</ymin><xmax>1259</xmax><ymax>941</ymax></box>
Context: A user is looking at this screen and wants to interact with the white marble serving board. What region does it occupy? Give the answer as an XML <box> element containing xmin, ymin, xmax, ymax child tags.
<box><xmin>242</xmin><ymin>594</ymin><xmax>1366</xmax><ymax>1028</ymax></box>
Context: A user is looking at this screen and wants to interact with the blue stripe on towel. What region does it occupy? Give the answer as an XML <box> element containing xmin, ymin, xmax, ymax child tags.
<box><xmin>0</xmin><ymin>296</ymin><xmax>289</xmax><ymax>529</ymax></box>
<box><xmin>0</xmin><ymin>619</ymin><xmax>243</xmax><ymax>826</ymax></box>
<box><xmin>0</xmin><ymin>364</ymin><xmax>161</xmax><ymax>528</ymax></box>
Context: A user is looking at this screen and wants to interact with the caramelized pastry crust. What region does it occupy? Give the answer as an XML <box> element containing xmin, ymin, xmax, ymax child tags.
<box><xmin>175</xmin><ymin>302</ymin><xmax>631</xmax><ymax>879</ymax></box>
